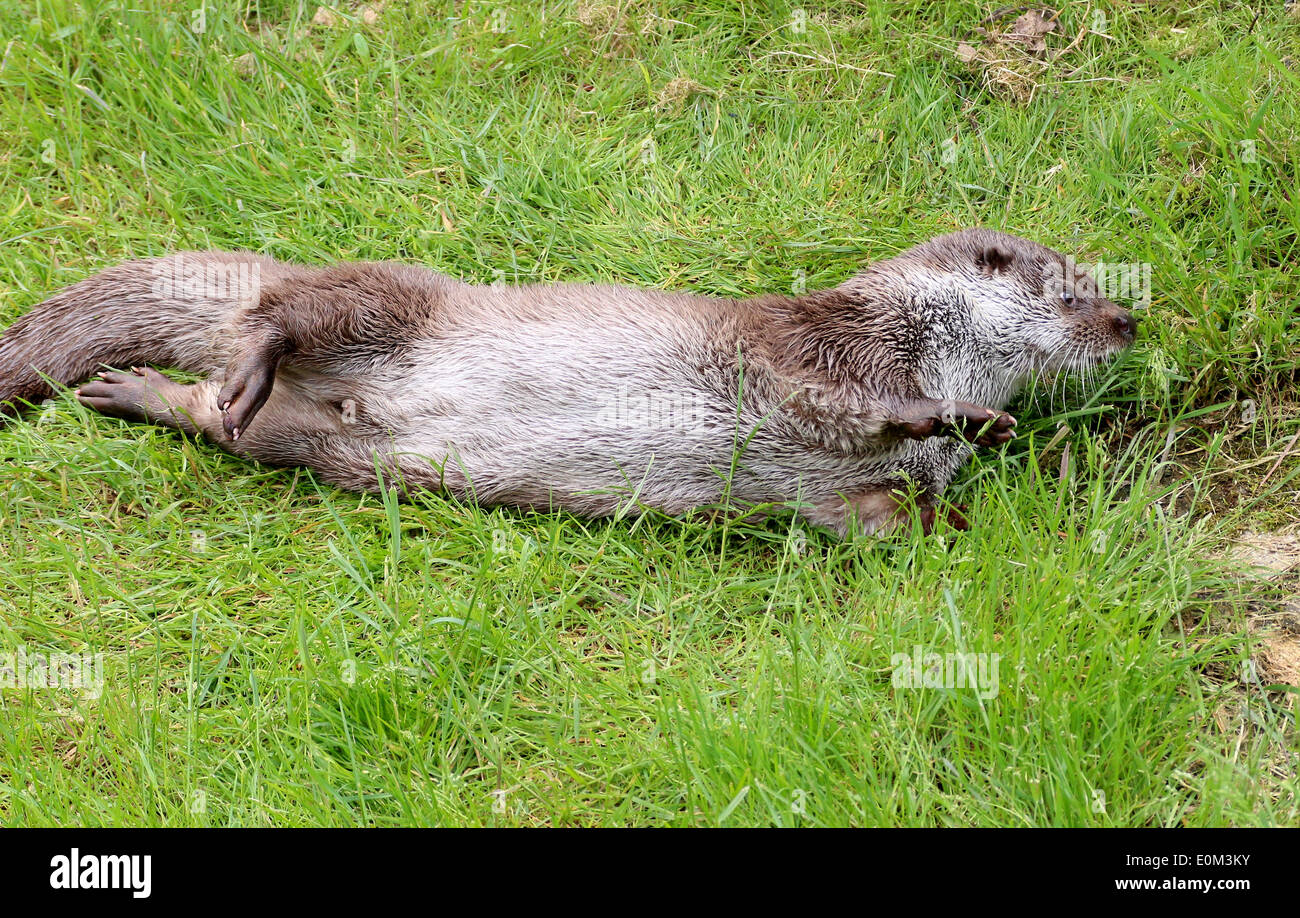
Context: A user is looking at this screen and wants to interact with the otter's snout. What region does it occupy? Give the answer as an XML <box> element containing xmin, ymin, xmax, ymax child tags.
<box><xmin>1111</xmin><ymin>309</ymin><xmax>1137</xmax><ymax>342</ymax></box>
<box><xmin>1100</xmin><ymin>302</ymin><xmax>1137</xmax><ymax>344</ymax></box>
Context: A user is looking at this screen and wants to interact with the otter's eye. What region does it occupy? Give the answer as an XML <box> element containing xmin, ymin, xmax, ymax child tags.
<box><xmin>1060</xmin><ymin>289</ymin><xmax>1076</xmax><ymax>308</ymax></box>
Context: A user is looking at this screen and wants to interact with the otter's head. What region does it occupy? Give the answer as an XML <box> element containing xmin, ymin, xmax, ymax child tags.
<box><xmin>902</xmin><ymin>228</ymin><xmax>1137</xmax><ymax>380</ymax></box>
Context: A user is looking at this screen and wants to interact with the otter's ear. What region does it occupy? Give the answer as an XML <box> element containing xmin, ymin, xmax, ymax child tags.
<box><xmin>975</xmin><ymin>245</ymin><xmax>1014</xmax><ymax>275</ymax></box>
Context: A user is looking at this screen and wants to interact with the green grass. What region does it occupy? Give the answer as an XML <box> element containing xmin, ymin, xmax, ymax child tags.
<box><xmin>1</xmin><ymin>0</ymin><xmax>1297</xmax><ymax>825</ymax></box>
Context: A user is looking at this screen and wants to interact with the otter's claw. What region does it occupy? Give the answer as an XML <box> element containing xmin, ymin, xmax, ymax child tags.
<box><xmin>216</xmin><ymin>351</ymin><xmax>279</xmax><ymax>441</ymax></box>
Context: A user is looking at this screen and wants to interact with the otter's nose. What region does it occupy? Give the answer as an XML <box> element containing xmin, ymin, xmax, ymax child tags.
<box><xmin>1111</xmin><ymin>310</ymin><xmax>1137</xmax><ymax>342</ymax></box>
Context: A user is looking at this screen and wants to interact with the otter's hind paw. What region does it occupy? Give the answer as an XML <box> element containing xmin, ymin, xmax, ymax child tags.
<box><xmin>76</xmin><ymin>366</ymin><xmax>174</xmax><ymax>423</ymax></box>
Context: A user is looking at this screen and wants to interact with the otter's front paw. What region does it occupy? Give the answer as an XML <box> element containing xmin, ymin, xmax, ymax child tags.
<box><xmin>893</xmin><ymin>400</ymin><xmax>1016</xmax><ymax>448</ymax></box>
<box><xmin>941</xmin><ymin>401</ymin><xmax>1017</xmax><ymax>447</ymax></box>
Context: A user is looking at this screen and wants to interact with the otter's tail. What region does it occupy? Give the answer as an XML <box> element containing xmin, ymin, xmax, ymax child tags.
<box><xmin>0</xmin><ymin>251</ymin><xmax>277</xmax><ymax>414</ymax></box>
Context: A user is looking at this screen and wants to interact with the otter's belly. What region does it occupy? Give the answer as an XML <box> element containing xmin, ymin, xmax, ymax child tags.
<box><xmin>388</xmin><ymin>322</ymin><xmax>744</xmax><ymax>512</ymax></box>
<box><xmin>380</xmin><ymin>323</ymin><xmax>975</xmax><ymax>513</ymax></box>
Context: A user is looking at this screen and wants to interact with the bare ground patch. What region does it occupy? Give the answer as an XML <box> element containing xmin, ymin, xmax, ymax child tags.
<box><xmin>1230</xmin><ymin>528</ymin><xmax>1300</xmax><ymax>689</ymax></box>
<box><xmin>954</xmin><ymin>7</ymin><xmax>1090</xmax><ymax>103</ymax></box>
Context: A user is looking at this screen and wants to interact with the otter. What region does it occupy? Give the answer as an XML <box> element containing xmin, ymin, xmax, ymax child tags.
<box><xmin>0</xmin><ymin>229</ymin><xmax>1135</xmax><ymax>536</ymax></box>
